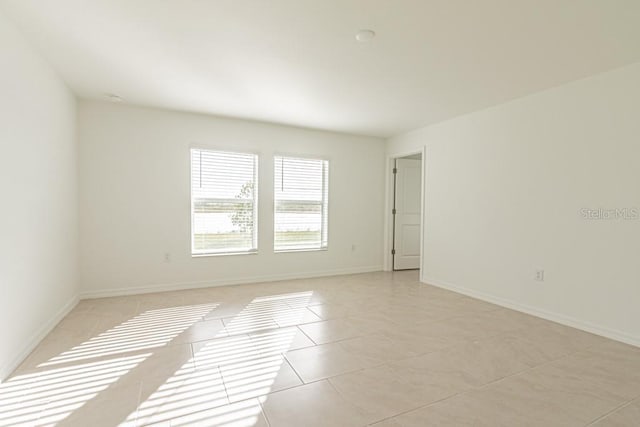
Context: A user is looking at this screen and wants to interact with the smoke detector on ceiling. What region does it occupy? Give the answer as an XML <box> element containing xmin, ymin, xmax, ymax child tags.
<box><xmin>355</xmin><ymin>29</ymin><xmax>376</xmax><ymax>42</ymax></box>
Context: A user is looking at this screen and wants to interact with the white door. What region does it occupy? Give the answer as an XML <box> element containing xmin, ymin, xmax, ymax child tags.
<box><xmin>393</xmin><ymin>158</ymin><xmax>421</xmax><ymax>270</ymax></box>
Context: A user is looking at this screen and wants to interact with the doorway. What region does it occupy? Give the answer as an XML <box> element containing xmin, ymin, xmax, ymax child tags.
<box><xmin>392</xmin><ymin>153</ymin><xmax>422</xmax><ymax>270</ymax></box>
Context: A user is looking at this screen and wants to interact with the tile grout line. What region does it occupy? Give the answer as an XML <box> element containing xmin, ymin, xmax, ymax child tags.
<box><xmin>584</xmin><ymin>396</ymin><xmax>639</xmax><ymax>426</ymax></box>
<box><xmin>133</xmin><ymin>380</ymin><xmax>143</xmax><ymax>426</ymax></box>
<box><xmin>324</xmin><ymin>377</ymin><xmax>370</xmax><ymax>424</ymax></box>
<box><xmin>257</xmin><ymin>397</ymin><xmax>272</xmax><ymax>427</ymax></box>
<box><xmin>282</xmin><ymin>353</ymin><xmax>305</xmax><ymax>386</ymax></box>
<box><xmin>295</xmin><ymin>324</ymin><xmax>319</xmax><ymax>346</ymax></box>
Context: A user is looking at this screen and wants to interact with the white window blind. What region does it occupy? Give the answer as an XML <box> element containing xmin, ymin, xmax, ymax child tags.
<box><xmin>274</xmin><ymin>156</ymin><xmax>329</xmax><ymax>252</ymax></box>
<box><xmin>191</xmin><ymin>149</ymin><xmax>258</xmax><ymax>255</ymax></box>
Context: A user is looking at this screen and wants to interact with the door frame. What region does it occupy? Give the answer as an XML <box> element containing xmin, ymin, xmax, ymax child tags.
<box><xmin>383</xmin><ymin>147</ymin><xmax>426</xmax><ymax>281</ymax></box>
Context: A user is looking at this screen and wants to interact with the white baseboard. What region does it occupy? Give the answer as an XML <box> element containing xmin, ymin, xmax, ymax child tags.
<box><xmin>80</xmin><ymin>265</ymin><xmax>383</xmax><ymax>299</ymax></box>
<box><xmin>1</xmin><ymin>294</ymin><xmax>79</xmax><ymax>382</ymax></box>
<box><xmin>422</xmin><ymin>276</ymin><xmax>640</xmax><ymax>348</ymax></box>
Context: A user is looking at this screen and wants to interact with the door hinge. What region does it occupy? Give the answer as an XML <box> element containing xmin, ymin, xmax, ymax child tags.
<box><xmin>392</xmin><ymin>208</ymin><xmax>397</xmax><ymax>215</ymax></box>
<box><xmin>392</xmin><ymin>167</ymin><xmax>398</xmax><ymax>174</ymax></box>
<box><xmin>391</xmin><ymin>249</ymin><xmax>396</xmax><ymax>255</ymax></box>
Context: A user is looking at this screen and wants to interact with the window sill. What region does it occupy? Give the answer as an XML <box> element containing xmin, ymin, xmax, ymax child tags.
<box><xmin>274</xmin><ymin>247</ymin><xmax>328</xmax><ymax>254</ymax></box>
<box><xmin>192</xmin><ymin>250</ymin><xmax>258</xmax><ymax>258</ymax></box>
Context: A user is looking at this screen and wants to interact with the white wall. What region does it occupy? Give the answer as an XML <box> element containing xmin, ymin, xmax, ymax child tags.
<box><xmin>78</xmin><ymin>101</ymin><xmax>385</xmax><ymax>297</ymax></box>
<box><xmin>0</xmin><ymin>13</ymin><xmax>78</xmax><ymax>380</ymax></box>
<box><xmin>388</xmin><ymin>62</ymin><xmax>640</xmax><ymax>346</ymax></box>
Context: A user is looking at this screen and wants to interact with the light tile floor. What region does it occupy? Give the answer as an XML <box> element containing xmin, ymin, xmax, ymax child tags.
<box><xmin>2</xmin><ymin>271</ymin><xmax>639</xmax><ymax>426</ymax></box>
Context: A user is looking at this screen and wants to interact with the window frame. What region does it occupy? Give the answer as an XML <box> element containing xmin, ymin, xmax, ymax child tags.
<box><xmin>273</xmin><ymin>154</ymin><xmax>330</xmax><ymax>253</ymax></box>
<box><xmin>190</xmin><ymin>147</ymin><xmax>259</xmax><ymax>257</ymax></box>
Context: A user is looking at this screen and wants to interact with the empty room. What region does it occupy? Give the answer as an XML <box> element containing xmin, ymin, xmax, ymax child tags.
<box><xmin>1</xmin><ymin>1</ymin><xmax>639</xmax><ymax>426</ymax></box>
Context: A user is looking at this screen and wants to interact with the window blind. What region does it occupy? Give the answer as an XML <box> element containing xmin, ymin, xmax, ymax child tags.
<box><xmin>191</xmin><ymin>149</ymin><xmax>258</xmax><ymax>255</ymax></box>
<box><xmin>274</xmin><ymin>156</ymin><xmax>329</xmax><ymax>251</ymax></box>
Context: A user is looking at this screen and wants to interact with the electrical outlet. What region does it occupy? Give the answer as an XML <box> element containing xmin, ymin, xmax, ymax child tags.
<box><xmin>351</xmin><ymin>244</ymin><xmax>356</xmax><ymax>252</ymax></box>
<box><xmin>535</xmin><ymin>269</ymin><xmax>544</xmax><ymax>282</ymax></box>
<box><xmin>164</xmin><ymin>252</ymin><xmax>171</xmax><ymax>263</ymax></box>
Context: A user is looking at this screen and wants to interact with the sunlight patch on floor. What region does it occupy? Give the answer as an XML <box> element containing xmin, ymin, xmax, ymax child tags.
<box><xmin>127</xmin><ymin>292</ymin><xmax>312</xmax><ymax>426</ymax></box>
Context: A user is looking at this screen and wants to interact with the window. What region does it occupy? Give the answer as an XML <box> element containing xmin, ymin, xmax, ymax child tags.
<box><xmin>274</xmin><ymin>156</ymin><xmax>329</xmax><ymax>252</ymax></box>
<box><xmin>191</xmin><ymin>149</ymin><xmax>258</xmax><ymax>255</ymax></box>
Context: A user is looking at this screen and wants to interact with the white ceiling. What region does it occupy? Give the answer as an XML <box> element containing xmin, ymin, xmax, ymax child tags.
<box><xmin>2</xmin><ymin>0</ymin><xmax>639</xmax><ymax>137</ymax></box>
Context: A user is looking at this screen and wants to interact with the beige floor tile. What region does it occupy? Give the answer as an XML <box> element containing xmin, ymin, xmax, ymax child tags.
<box><xmin>300</xmin><ymin>292</ymin><xmax>338</xmax><ymax>307</ymax></box>
<box><xmin>248</xmin><ymin>326</ymin><xmax>316</xmax><ymax>354</ymax></box>
<box><xmin>478</xmin><ymin>365</ymin><xmax>630</xmax><ymax>425</ymax></box>
<box><xmin>164</xmin><ymin>398</ymin><xmax>270</xmax><ymax>427</ymax></box>
<box><xmin>428</xmin><ymin>310</ymin><xmax>527</xmax><ymax>342</ymax></box>
<box><xmin>126</xmin><ymin>344</ymin><xmax>195</xmax><ymax>383</ymax></box>
<box><xmin>374</xmin><ymin>386</ymin><xmax>584</xmax><ymax>427</ymax></box>
<box><xmin>285</xmin><ymin>341</ymin><xmax>382</xmax><ymax>383</ymax></box>
<box><xmin>5</xmin><ymin>353</ymin><xmax>150</xmax><ymax>427</ymax></box>
<box><xmin>177</xmin><ymin>292</ymin><xmax>223</xmax><ymax>307</ymax></box>
<box><xmin>374</xmin><ymin>321</ymin><xmax>467</xmax><ymax>355</ymax></box>
<box><xmin>0</xmin><ymin>371</ymin><xmax>48</xmax><ymax>427</ymax></box>
<box><xmin>338</xmin><ymin>334</ymin><xmax>420</xmax><ymax>363</ymax></box>
<box><xmin>260</xmin><ymin>380</ymin><xmax>367</xmax><ymax>427</ymax></box>
<box><xmin>221</xmin><ymin>354</ymin><xmax>302</xmax><ymax>402</ymax></box>
<box><xmin>222</xmin><ymin>314</ymin><xmax>280</xmax><ymax>335</ymax></box>
<box><xmin>345</xmin><ymin>314</ymin><xmax>393</xmax><ymax>336</ymax></box>
<box><xmin>170</xmin><ymin>318</ymin><xmax>227</xmax><ymax>345</ymax></box>
<box><xmin>436</xmin><ymin>333</ymin><xmax>549</xmax><ymax>378</ymax></box>
<box><xmin>53</xmin><ymin>312</ymin><xmax>103</xmax><ymax>335</ymax></box>
<box><xmin>501</xmin><ymin>321</ymin><xmax>607</xmax><ymax>363</ymax></box>
<box><xmin>55</xmin><ymin>377</ymin><xmax>142</xmax><ymax>427</ymax></box>
<box><xmin>47</xmin><ymin>312</ymin><xmax>205</xmax><ymax>368</ymax></box>
<box><xmin>298</xmin><ymin>318</ymin><xmax>366</xmax><ymax>344</ymax></box>
<box><xmin>426</xmin><ymin>294</ymin><xmax>501</xmax><ymax>316</ymax></box>
<box><xmin>410</xmin><ymin>315</ymin><xmax>490</xmax><ymax>343</ymax></box>
<box><xmin>478</xmin><ymin>307</ymin><xmax>550</xmax><ymax>330</ymax></box>
<box><xmin>135</xmin><ymin>365</ymin><xmax>228</xmax><ymax>426</ymax></box>
<box><xmin>272</xmin><ymin>306</ymin><xmax>322</xmax><ymax>327</ymax></box>
<box><xmin>135</xmin><ymin>294</ymin><xmax>189</xmax><ymax>314</ymax></box>
<box><xmin>539</xmin><ymin>342</ymin><xmax>640</xmax><ymax>400</ymax></box>
<box><xmin>0</xmin><ymin>369</ymin><xmax>40</xmax><ymax>414</ymax></box>
<box><xmin>216</xmin><ymin>293</ymin><xmax>316</xmax><ymax>335</ymax></box>
<box><xmin>408</xmin><ymin>283</ymin><xmax>464</xmax><ymax>301</ymax></box>
<box><xmin>354</xmin><ymin>307</ymin><xmax>417</xmax><ymax>326</ymax></box>
<box><xmin>384</xmin><ymin>301</ymin><xmax>460</xmax><ymax>324</ymax></box>
<box><xmin>67</xmin><ymin>299</ymin><xmax>96</xmax><ymax>314</ymax></box>
<box><xmin>89</xmin><ymin>297</ymin><xmax>141</xmax><ymax>317</ymax></box>
<box><xmin>437</xmin><ymin>337</ymin><xmax>532</xmax><ymax>384</ymax></box>
<box><xmin>329</xmin><ymin>364</ymin><xmax>453</xmax><ymax>424</ymax></box>
<box><xmin>549</xmin><ymin>321</ymin><xmax>610</xmax><ymax>348</ymax></box>
<box><xmin>591</xmin><ymin>398</ymin><xmax>640</xmax><ymax>426</ymax></box>
<box><xmin>385</xmin><ymin>353</ymin><xmax>479</xmax><ymax>399</ymax></box>
<box><xmin>88</xmin><ymin>312</ymin><xmax>135</xmax><ymax>335</ymax></box>
<box><xmin>307</xmin><ymin>302</ymin><xmax>354</xmax><ymax>320</ymax></box>
<box><xmin>192</xmin><ymin>335</ymin><xmax>260</xmax><ymax>370</ymax></box>
<box><xmin>202</xmin><ymin>300</ymin><xmax>252</xmax><ymax>321</ymax></box>
<box><xmin>16</xmin><ymin>328</ymin><xmax>94</xmax><ymax>371</ymax></box>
